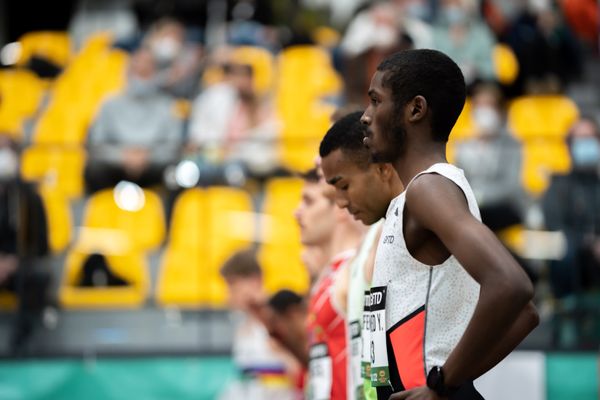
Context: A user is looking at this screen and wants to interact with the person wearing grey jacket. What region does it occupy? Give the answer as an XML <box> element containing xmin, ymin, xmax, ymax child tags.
<box><xmin>85</xmin><ymin>48</ymin><xmax>183</xmax><ymax>193</ymax></box>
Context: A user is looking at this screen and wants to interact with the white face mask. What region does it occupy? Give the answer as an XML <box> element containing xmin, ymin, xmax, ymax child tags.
<box><xmin>0</xmin><ymin>147</ymin><xmax>18</xmax><ymax>181</ymax></box>
<box><xmin>151</xmin><ymin>37</ymin><xmax>181</xmax><ymax>64</ymax></box>
<box><xmin>443</xmin><ymin>5</ymin><xmax>468</xmax><ymax>26</ymax></box>
<box><xmin>473</xmin><ymin>106</ymin><xmax>501</xmax><ymax>134</ymax></box>
<box><xmin>406</xmin><ymin>3</ymin><xmax>429</xmax><ymax>20</ymax></box>
<box><xmin>571</xmin><ymin>137</ymin><xmax>600</xmax><ymax>170</ymax></box>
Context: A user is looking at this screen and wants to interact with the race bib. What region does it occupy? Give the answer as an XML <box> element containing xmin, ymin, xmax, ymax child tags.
<box><xmin>368</xmin><ymin>286</ymin><xmax>390</xmax><ymax>387</ymax></box>
<box><xmin>308</xmin><ymin>343</ymin><xmax>332</xmax><ymax>400</ymax></box>
<box><xmin>361</xmin><ymin>290</ymin><xmax>371</xmax><ymax>380</ymax></box>
<box><xmin>349</xmin><ymin>320</ymin><xmax>364</xmax><ymax>400</ymax></box>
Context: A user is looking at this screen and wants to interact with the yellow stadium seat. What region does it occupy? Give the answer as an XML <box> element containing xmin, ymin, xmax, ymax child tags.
<box><xmin>0</xmin><ymin>291</ymin><xmax>17</xmax><ymax>310</ymax></box>
<box><xmin>32</xmin><ymin>45</ymin><xmax>128</xmax><ymax>145</ymax></box>
<box><xmin>82</xmin><ymin>188</ymin><xmax>166</xmax><ymax>251</ymax></box>
<box><xmin>447</xmin><ymin>98</ymin><xmax>475</xmax><ymax>164</ymax></box>
<box><xmin>450</xmin><ymin>98</ymin><xmax>475</xmax><ymax>141</ymax></box>
<box><xmin>59</xmin><ymin>236</ymin><xmax>149</xmax><ymax>309</ymax></box>
<box><xmin>275</xmin><ymin>46</ymin><xmax>341</xmax><ymax>171</ymax></box>
<box><xmin>156</xmin><ymin>187</ymin><xmax>256</xmax><ymax>307</ymax></box>
<box><xmin>0</xmin><ymin>69</ymin><xmax>47</xmax><ymax>139</ymax></box>
<box><xmin>16</xmin><ymin>31</ymin><xmax>72</xmax><ymax>68</ymax></box>
<box><xmin>257</xmin><ymin>178</ymin><xmax>309</xmax><ymax>295</ymax></box>
<box><xmin>277</xmin><ymin>45</ymin><xmax>342</xmax><ymax>103</ymax></box>
<box><xmin>20</xmin><ymin>145</ymin><xmax>86</xmax><ymax>198</ymax></box>
<box><xmin>507</xmin><ymin>95</ymin><xmax>579</xmax><ymax>140</ymax></box>
<box><xmin>521</xmin><ymin>139</ymin><xmax>571</xmax><ymax>196</ymax></box>
<box><xmin>493</xmin><ymin>44</ymin><xmax>519</xmax><ymax>85</ymax></box>
<box><xmin>38</xmin><ymin>183</ymin><xmax>73</xmax><ymax>253</ymax></box>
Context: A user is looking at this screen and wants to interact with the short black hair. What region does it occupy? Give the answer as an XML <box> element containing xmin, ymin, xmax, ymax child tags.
<box><xmin>268</xmin><ymin>289</ymin><xmax>304</xmax><ymax>315</ymax></box>
<box><xmin>319</xmin><ymin>111</ymin><xmax>370</xmax><ymax>168</ymax></box>
<box><xmin>220</xmin><ymin>248</ymin><xmax>262</xmax><ymax>279</ymax></box>
<box><xmin>299</xmin><ymin>167</ymin><xmax>320</xmax><ymax>182</ymax></box>
<box><xmin>377</xmin><ymin>49</ymin><xmax>466</xmax><ymax>142</ymax></box>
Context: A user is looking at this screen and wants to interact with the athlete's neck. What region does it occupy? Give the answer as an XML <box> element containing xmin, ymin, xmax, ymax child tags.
<box><xmin>328</xmin><ymin>218</ymin><xmax>365</xmax><ymax>263</ymax></box>
<box><xmin>393</xmin><ymin>140</ymin><xmax>447</xmax><ymax>187</ymax></box>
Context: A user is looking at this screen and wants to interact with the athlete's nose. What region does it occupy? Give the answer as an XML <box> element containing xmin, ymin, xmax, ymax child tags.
<box><xmin>361</xmin><ymin>111</ymin><xmax>371</xmax><ymax>125</ymax></box>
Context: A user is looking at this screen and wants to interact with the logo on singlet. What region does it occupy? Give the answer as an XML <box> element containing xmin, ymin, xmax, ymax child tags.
<box><xmin>383</xmin><ymin>235</ymin><xmax>395</xmax><ymax>244</ymax></box>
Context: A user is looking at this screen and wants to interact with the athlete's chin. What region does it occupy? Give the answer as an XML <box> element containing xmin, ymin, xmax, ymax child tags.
<box><xmin>357</xmin><ymin>214</ymin><xmax>376</xmax><ymax>226</ymax></box>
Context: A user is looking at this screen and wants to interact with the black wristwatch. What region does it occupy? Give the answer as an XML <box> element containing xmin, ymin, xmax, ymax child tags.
<box><xmin>426</xmin><ymin>366</ymin><xmax>459</xmax><ymax>397</ymax></box>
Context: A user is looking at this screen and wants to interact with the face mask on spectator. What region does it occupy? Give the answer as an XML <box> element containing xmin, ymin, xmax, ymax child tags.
<box><xmin>406</xmin><ymin>3</ymin><xmax>429</xmax><ymax>20</ymax></box>
<box><xmin>127</xmin><ymin>76</ymin><xmax>159</xmax><ymax>98</ymax></box>
<box><xmin>571</xmin><ymin>137</ymin><xmax>600</xmax><ymax>169</ymax></box>
<box><xmin>443</xmin><ymin>6</ymin><xmax>468</xmax><ymax>26</ymax></box>
<box><xmin>0</xmin><ymin>147</ymin><xmax>18</xmax><ymax>181</ymax></box>
<box><xmin>473</xmin><ymin>106</ymin><xmax>501</xmax><ymax>134</ymax></box>
<box><xmin>151</xmin><ymin>37</ymin><xmax>181</xmax><ymax>64</ymax></box>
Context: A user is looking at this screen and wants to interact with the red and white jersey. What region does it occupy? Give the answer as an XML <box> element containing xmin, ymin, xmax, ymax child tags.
<box><xmin>307</xmin><ymin>250</ymin><xmax>354</xmax><ymax>400</ymax></box>
<box><xmin>371</xmin><ymin>163</ymin><xmax>481</xmax><ymax>390</ymax></box>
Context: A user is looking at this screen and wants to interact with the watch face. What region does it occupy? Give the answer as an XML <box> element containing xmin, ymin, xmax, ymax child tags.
<box><xmin>427</xmin><ymin>366</ymin><xmax>443</xmax><ymax>391</ymax></box>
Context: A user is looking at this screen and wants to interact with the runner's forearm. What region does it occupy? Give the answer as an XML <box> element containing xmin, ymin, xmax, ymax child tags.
<box><xmin>442</xmin><ymin>279</ymin><xmax>534</xmax><ymax>387</ymax></box>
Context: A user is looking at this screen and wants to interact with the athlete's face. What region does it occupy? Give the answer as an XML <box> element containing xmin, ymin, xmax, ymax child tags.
<box><xmin>362</xmin><ymin>70</ymin><xmax>407</xmax><ymax>163</ymax></box>
<box><xmin>321</xmin><ymin>149</ymin><xmax>392</xmax><ymax>225</ymax></box>
<box><xmin>294</xmin><ymin>181</ymin><xmax>336</xmax><ymax>246</ymax></box>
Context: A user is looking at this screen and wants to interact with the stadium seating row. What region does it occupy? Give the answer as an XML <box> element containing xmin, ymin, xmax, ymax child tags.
<box><xmin>56</xmin><ymin>179</ymin><xmax>308</xmax><ymax>309</ymax></box>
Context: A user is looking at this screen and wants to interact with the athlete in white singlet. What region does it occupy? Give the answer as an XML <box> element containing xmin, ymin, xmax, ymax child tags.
<box><xmin>361</xmin><ymin>49</ymin><xmax>539</xmax><ymax>400</ymax></box>
<box><xmin>319</xmin><ymin>111</ymin><xmax>404</xmax><ymax>400</ymax></box>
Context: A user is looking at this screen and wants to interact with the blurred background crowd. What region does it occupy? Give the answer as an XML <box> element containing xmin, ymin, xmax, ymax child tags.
<box><xmin>0</xmin><ymin>0</ymin><xmax>598</xmax><ymax>398</ymax></box>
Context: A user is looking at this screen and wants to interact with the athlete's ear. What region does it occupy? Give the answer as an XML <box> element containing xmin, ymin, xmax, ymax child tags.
<box><xmin>408</xmin><ymin>95</ymin><xmax>428</xmax><ymax>122</ymax></box>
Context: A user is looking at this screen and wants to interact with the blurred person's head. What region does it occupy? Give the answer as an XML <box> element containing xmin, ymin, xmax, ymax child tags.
<box><xmin>320</xmin><ymin>111</ymin><xmax>403</xmax><ymax>225</ymax></box>
<box><xmin>567</xmin><ymin>117</ymin><xmax>600</xmax><ymax>172</ymax></box>
<box><xmin>362</xmin><ymin>49</ymin><xmax>466</xmax><ymax>163</ymax></box>
<box><xmin>0</xmin><ymin>135</ymin><xmax>18</xmax><ymax>183</ymax></box>
<box><xmin>471</xmin><ymin>82</ymin><xmax>504</xmax><ymax>137</ymax></box>
<box><xmin>220</xmin><ymin>248</ymin><xmax>264</xmax><ymax>311</ymax></box>
<box><xmin>267</xmin><ymin>289</ymin><xmax>307</xmax><ymax>347</ymax></box>
<box><xmin>146</xmin><ymin>18</ymin><xmax>186</xmax><ymax>66</ymax></box>
<box><xmin>127</xmin><ymin>48</ymin><xmax>159</xmax><ymax>98</ymax></box>
<box><xmin>294</xmin><ymin>168</ymin><xmax>337</xmax><ymax>247</ymax></box>
<box><xmin>223</xmin><ymin>62</ymin><xmax>255</xmax><ymax>100</ymax></box>
<box><xmin>399</xmin><ymin>0</ymin><xmax>431</xmax><ymax>21</ymax></box>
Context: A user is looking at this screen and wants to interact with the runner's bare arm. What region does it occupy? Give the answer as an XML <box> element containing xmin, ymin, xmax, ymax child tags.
<box><xmin>471</xmin><ymin>301</ymin><xmax>538</xmax><ymax>378</ymax></box>
<box><xmin>405</xmin><ymin>174</ymin><xmax>538</xmax><ymax>387</ymax></box>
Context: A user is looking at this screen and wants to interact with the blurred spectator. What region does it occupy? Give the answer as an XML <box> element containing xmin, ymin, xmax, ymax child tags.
<box><xmin>188</xmin><ymin>50</ymin><xmax>279</xmax><ymax>176</ymax></box>
<box><xmin>219</xmin><ymin>249</ymin><xmax>299</xmax><ymax>400</ymax></box>
<box><xmin>505</xmin><ymin>0</ymin><xmax>583</xmax><ymax>95</ymax></box>
<box><xmin>84</xmin><ymin>48</ymin><xmax>184</xmax><ymax>193</ymax></box>
<box><xmin>69</xmin><ymin>0</ymin><xmax>139</xmax><ymax>51</ymax></box>
<box><xmin>0</xmin><ymin>135</ymin><xmax>51</xmax><ymax>353</ymax></box>
<box><xmin>433</xmin><ymin>0</ymin><xmax>496</xmax><ymax>86</ymax></box>
<box><xmin>267</xmin><ymin>289</ymin><xmax>309</xmax><ymax>395</ymax></box>
<box><xmin>143</xmin><ymin>18</ymin><xmax>204</xmax><ymax>99</ymax></box>
<box><xmin>542</xmin><ymin>116</ymin><xmax>600</xmax><ymax>297</ymax></box>
<box><xmin>340</xmin><ymin>0</ymin><xmax>426</xmax><ymax>104</ymax></box>
<box><xmin>454</xmin><ymin>83</ymin><xmax>525</xmax><ymax>232</ymax></box>
<box><xmin>559</xmin><ymin>0</ymin><xmax>599</xmax><ymax>50</ymax></box>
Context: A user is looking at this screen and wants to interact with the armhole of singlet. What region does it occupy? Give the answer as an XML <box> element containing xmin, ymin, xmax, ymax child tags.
<box><xmin>402</xmin><ymin>166</ymin><xmax>473</xmax><ymax>267</ymax></box>
<box><xmin>405</xmin><ymin>165</ymin><xmax>473</xmax><ymax>220</ymax></box>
